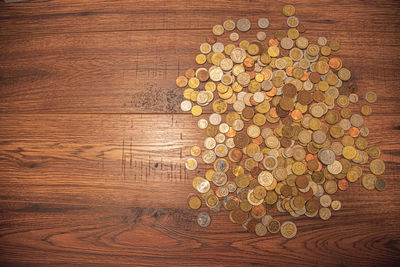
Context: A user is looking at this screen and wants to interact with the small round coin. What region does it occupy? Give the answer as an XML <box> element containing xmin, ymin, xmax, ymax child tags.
<box><xmin>197</xmin><ymin>212</ymin><xmax>211</xmax><ymax>227</ymax></box>
<box><xmin>280</xmin><ymin>221</ymin><xmax>297</xmax><ymax>239</ymax></box>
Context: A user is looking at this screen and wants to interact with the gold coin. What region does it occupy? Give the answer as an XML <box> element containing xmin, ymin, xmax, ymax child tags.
<box><xmin>188</xmin><ymin>195</ymin><xmax>202</xmax><ymax>210</ymax></box>
<box><xmin>191</xmin><ymin>105</ymin><xmax>202</xmax><ymax>116</ymax></box>
<box><xmin>268</xmin><ymin>46</ymin><xmax>280</xmax><ymax>57</ymax></box>
<box><xmin>361</xmin><ymin>105</ymin><xmax>372</xmax><ymax>116</ymax></box>
<box><xmin>368</xmin><ymin>146</ymin><xmax>381</xmax><ymax>159</ymax></box>
<box><xmin>190</xmin><ymin>145</ymin><xmax>201</xmax><ymax>157</ymax></box>
<box><xmin>212</xmin><ymin>99</ymin><xmax>228</xmax><ymax>114</ymax></box>
<box><xmin>235</xmin><ymin>173</ymin><xmax>250</xmax><ymax>188</ymax></box>
<box><xmin>195</xmin><ymin>54</ymin><xmax>207</xmax><ymax>65</ymax></box>
<box><xmin>283</xmin><ymin>4</ymin><xmax>296</xmax><ymax>16</ymax></box>
<box><xmin>362</xmin><ymin>174</ymin><xmax>377</xmax><ymax>190</ymax></box>
<box><xmin>342</xmin><ymin>146</ymin><xmax>356</xmax><ymax>159</ymax></box>
<box><xmin>370</xmin><ymin>159</ymin><xmax>385</xmax><ymax>175</ymax></box>
<box><xmin>205</xmin><ymin>81</ymin><xmax>216</xmax><ymax>92</ymax></box>
<box><xmin>205</xmin><ymin>169</ymin><xmax>215</xmax><ymax>181</ymax></box>
<box><xmin>212</xmin><ymin>24</ymin><xmax>224</xmax><ymax>36</ymax></box>
<box><xmin>247</xmin><ymin>125</ymin><xmax>261</xmax><ymax>138</ymax></box>
<box><xmin>292</xmin><ymin>161</ymin><xmax>306</xmax><ymax>175</ymax></box>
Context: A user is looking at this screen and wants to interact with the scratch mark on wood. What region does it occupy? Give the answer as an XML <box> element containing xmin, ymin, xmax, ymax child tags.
<box><xmin>130</xmin><ymin>137</ymin><xmax>133</xmax><ymax>168</ymax></box>
<box><xmin>122</xmin><ymin>135</ymin><xmax>125</xmax><ymax>182</ymax></box>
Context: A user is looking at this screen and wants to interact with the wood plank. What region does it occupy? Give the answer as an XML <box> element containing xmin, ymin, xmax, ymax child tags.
<box><xmin>0</xmin><ymin>116</ymin><xmax>398</xmax><ymax>265</ymax></box>
<box><xmin>0</xmin><ymin>29</ymin><xmax>399</xmax><ymax>113</ymax></box>
<box><xmin>0</xmin><ymin>200</ymin><xmax>398</xmax><ymax>266</ymax></box>
<box><xmin>0</xmin><ymin>0</ymin><xmax>399</xmax><ymax>36</ymax></box>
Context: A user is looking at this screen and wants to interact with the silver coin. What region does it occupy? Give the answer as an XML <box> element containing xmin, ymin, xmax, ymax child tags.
<box><xmin>318</xmin><ymin>148</ymin><xmax>336</xmax><ymax>165</ymax></box>
<box><xmin>197</xmin><ymin>212</ymin><xmax>211</xmax><ymax>227</ymax></box>
<box><xmin>196</xmin><ymin>178</ymin><xmax>210</xmax><ymax>194</ymax></box>
<box><xmin>223</xmin><ymin>19</ymin><xmax>236</xmax><ymax>31</ymax></box>
<box><xmin>258</xmin><ymin>18</ymin><xmax>269</xmax><ymax>28</ymax></box>
<box><xmin>212</xmin><ymin>171</ymin><xmax>227</xmax><ymax>186</ymax></box>
<box><xmin>212</xmin><ymin>42</ymin><xmax>225</xmax><ymax>53</ymax></box>
<box><xmin>230</xmin><ymin>32</ymin><xmax>240</xmax><ymax>42</ymax></box>
<box><xmin>237</xmin><ymin>18</ymin><xmax>251</xmax><ymax>32</ymax></box>
<box><xmin>180</xmin><ymin>100</ymin><xmax>192</xmax><ymax>112</ymax></box>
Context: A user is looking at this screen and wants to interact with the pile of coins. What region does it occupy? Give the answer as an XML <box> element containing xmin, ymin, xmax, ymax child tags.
<box><xmin>179</xmin><ymin>5</ymin><xmax>386</xmax><ymax>238</ymax></box>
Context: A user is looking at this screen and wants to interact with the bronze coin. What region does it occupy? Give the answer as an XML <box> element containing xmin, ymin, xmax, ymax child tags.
<box><xmin>230</xmin><ymin>148</ymin><xmax>243</xmax><ymax>162</ymax></box>
<box><xmin>276</xmin><ymin>105</ymin><xmax>290</xmax><ymax>117</ymax></box>
<box><xmin>234</xmin><ymin>132</ymin><xmax>250</xmax><ymax>149</ymax></box>
<box><xmin>298</xmin><ymin>188</ymin><xmax>313</xmax><ymax>200</ymax></box>
<box><xmin>279</xmin><ymin>96</ymin><xmax>294</xmax><ymax>111</ymax></box>
<box><xmin>280</xmin><ymin>48</ymin><xmax>289</xmax><ymax>57</ymax></box>
<box><xmin>206</xmin><ymin>34</ymin><xmax>217</xmax><ymax>44</ymax></box>
<box><xmin>281</xmin><ymin>137</ymin><xmax>293</xmax><ymax>148</ymax></box>
<box><xmin>312</xmin><ymin>171</ymin><xmax>324</xmax><ymax>184</ymax></box>
<box><xmin>338</xmin><ymin>179</ymin><xmax>349</xmax><ymax>191</ymax></box>
<box><xmin>282</xmin><ymin>116</ymin><xmax>293</xmax><ymax>125</ymax></box>
<box><xmin>282</xmin><ymin>83</ymin><xmax>297</xmax><ymax>98</ymax></box>
<box><xmin>242</xmin><ymin>107</ymin><xmax>255</xmax><ymax>119</ymax></box>
<box><xmin>309</xmin><ymin>72</ymin><xmax>321</xmax><ymax>83</ymax></box>
<box><xmin>313</xmin><ymin>90</ymin><xmax>325</xmax><ymax>102</ymax></box>
<box><xmin>307</xmin><ymin>159</ymin><xmax>319</xmax><ymax>171</ymax></box>
<box><xmin>197</xmin><ymin>69</ymin><xmax>210</xmax><ymax>82</ymax></box>
<box><xmin>298</xmin><ymin>90</ymin><xmax>313</xmax><ymax>105</ymax></box>
<box><xmin>251</xmin><ymin>167</ymin><xmax>262</xmax><ymax>179</ymax></box>
<box><xmin>305</xmin><ymin>199</ymin><xmax>319</xmax><ymax>213</ymax></box>
<box><xmin>231</xmin><ymin>208</ymin><xmax>248</xmax><ymax>224</ymax></box>
<box><xmin>281</xmin><ymin>185</ymin><xmax>292</xmax><ymax>197</ymax></box>
<box><xmin>297</xmin><ymin>23</ymin><xmax>306</xmax><ymax>33</ymax></box>
<box><xmin>185</xmin><ymin>68</ymin><xmax>195</xmax><ymax>79</ymax></box>
<box><xmin>247</xmin><ymin>219</ymin><xmax>259</xmax><ymax>233</ymax></box>
<box><xmin>206</xmin><ymin>125</ymin><xmax>218</xmax><ymax>137</ymax></box>
<box><xmin>295</xmin><ymin>175</ymin><xmax>309</xmax><ymax>189</ymax></box>
<box><xmin>339</xmin><ymin>86</ymin><xmax>350</xmax><ymax>96</ymax></box>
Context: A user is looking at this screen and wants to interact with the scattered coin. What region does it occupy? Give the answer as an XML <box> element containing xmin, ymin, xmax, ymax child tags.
<box><xmin>178</xmin><ymin>5</ymin><xmax>386</xmax><ymax>239</ymax></box>
<box><xmin>185</xmin><ymin>158</ymin><xmax>198</xmax><ymax>170</ymax></box>
<box><xmin>197</xmin><ymin>212</ymin><xmax>211</xmax><ymax>227</ymax></box>
<box><xmin>280</xmin><ymin>221</ymin><xmax>297</xmax><ymax>239</ymax></box>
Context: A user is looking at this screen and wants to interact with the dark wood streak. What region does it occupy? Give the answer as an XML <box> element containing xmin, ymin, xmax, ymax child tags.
<box><xmin>0</xmin><ymin>0</ymin><xmax>399</xmax><ymax>266</ymax></box>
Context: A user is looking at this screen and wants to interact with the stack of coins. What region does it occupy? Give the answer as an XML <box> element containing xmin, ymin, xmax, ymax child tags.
<box><xmin>179</xmin><ymin>5</ymin><xmax>386</xmax><ymax>239</ymax></box>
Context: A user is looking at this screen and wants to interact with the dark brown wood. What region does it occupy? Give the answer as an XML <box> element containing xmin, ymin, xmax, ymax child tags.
<box><xmin>0</xmin><ymin>0</ymin><xmax>399</xmax><ymax>265</ymax></box>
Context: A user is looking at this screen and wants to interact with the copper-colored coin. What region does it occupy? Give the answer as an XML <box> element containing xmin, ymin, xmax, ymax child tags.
<box><xmin>298</xmin><ymin>90</ymin><xmax>313</xmax><ymax>105</ymax></box>
<box><xmin>297</xmin><ymin>23</ymin><xmax>306</xmax><ymax>33</ymax></box>
<box><xmin>313</xmin><ymin>90</ymin><xmax>325</xmax><ymax>102</ymax></box>
<box><xmin>231</xmin><ymin>208</ymin><xmax>248</xmax><ymax>224</ymax></box>
<box><xmin>282</xmin><ymin>83</ymin><xmax>297</xmax><ymax>98</ymax></box>
<box><xmin>252</xmin><ymin>204</ymin><xmax>267</xmax><ymax>218</ymax></box>
<box><xmin>295</xmin><ymin>175</ymin><xmax>309</xmax><ymax>189</ymax></box>
<box><xmin>242</xmin><ymin>107</ymin><xmax>255</xmax><ymax>120</ymax></box>
<box><xmin>176</xmin><ymin>76</ymin><xmax>188</xmax><ymax>88</ymax></box>
<box><xmin>337</xmin><ymin>179</ymin><xmax>349</xmax><ymax>191</ymax></box>
<box><xmin>309</xmin><ymin>72</ymin><xmax>321</xmax><ymax>83</ymax></box>
<box><xmin>197</xmin><ymin>69</ymin><xmax>209</xmax><ymax>82</ymax></box>
<box><xmin>229</xmin><ymin>148</ymin><xmax>243</xmax><ymax>162</ymax></box>
<box><xmin>234</xmin><ymin>132</ymin><xmax>249</xmax><ymax>149</ymax></box>
<box><xmin>276</xmin><ymin>105</ymin><xmax>290</xmax><ymax>117</ymax></box>
<box><xmin>279</xmin><ymin>96</ymin><xmax>295</xmax><ymax>111</ymax></box>
<box><xmin>375</xmin><ymin>178</ymin><xmax>386</xmax><ymax>191</ymax></box>
<box><xmin>206</xmin><ymin>34</ymin><xmax>217</xmax><ymax>44</ymax></box>
<box><xmin>185</xmin><ymin>68</ymin><xmax>195</xmax><ymax>78</ymax></box>
<box><xmin>305</xmin><ymin>199</ymin><xmax>319</xmax><ymax>213</ymax></box>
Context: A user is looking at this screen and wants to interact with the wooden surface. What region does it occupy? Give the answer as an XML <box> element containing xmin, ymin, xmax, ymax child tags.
<box><xmin>0</xmin><ymin>0</ymin><xmax>399</xmax><ymax>265</ymax></box>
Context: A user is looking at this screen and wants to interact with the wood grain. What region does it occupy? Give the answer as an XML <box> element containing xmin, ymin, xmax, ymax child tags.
<box><xmin>0</xmin><ymin>0</ymin><xmax>399</xmax><ymax>265</ymax></box>
<box><xmin>0</xmin><ymin>0</ymin><xmax>399</xmax><ymax>113</ymax></box>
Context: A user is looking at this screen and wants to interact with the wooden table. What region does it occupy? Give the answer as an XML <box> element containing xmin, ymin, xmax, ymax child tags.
<box><xmin>0</xmin><ymin>0</ymin><xmax>399</xmax><ymax>265</ymax></box>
